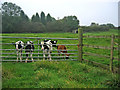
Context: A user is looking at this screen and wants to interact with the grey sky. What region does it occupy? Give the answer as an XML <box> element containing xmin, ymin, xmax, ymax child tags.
<box><xmin>1</xmin><ymin>0</ymin><xmax>119</xmax><ymax>26</ymax></box>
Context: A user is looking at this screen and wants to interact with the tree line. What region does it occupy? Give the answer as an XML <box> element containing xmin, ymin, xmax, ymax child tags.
<box><xmin>2</xmin><ymin>2</ymin><xmax>79</xmax><ymax>33</ymax></box>
<box><xmin>2</xmin><ymin>2</ymin><xmax>116</xmax><ymax>33</ymax></box>
<box><xmin>81</xmin><ymin>22</ymin><xmax>116</xmax><ymax>33</ymax></box>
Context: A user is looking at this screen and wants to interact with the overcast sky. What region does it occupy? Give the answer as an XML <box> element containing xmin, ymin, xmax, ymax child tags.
<box><xmin>1</xmin><ymin>0</ymin><xmax>119</xmax><ymax>26</ymax></box>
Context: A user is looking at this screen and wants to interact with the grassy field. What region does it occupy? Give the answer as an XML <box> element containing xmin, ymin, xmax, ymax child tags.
<box><xmin>2</xmin><ymin>29</ymin><xmax>118</xmax><ymax>66</ymax></box>
<box><xmin>2</xmin><ymin>61</ymin><xmax>118</xmax><ymax>88</ymax></box>
<box><xmin>2</xmin><ymin>29</ymin><xmax>119</xmax><ymax>88</ymax></box>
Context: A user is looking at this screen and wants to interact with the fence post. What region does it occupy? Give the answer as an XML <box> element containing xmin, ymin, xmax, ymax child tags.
<box><xmin>110</xmin><ymin>34</ymin><xmax>114</xmax><ymax>72</ymax></box>
<box><xmin>78</xmin><ymin>28</ymin><xmax>83</xmax><ymax>62</ymax></box>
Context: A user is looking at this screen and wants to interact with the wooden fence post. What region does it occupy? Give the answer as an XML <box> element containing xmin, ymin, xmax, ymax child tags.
<box><xmin>78</xmin><ymin>28</ymin><xmax>83</xmax><ymax>62</ymax></box>
<box><xmin>110</xmin><ymin>34</ymin><xmax>114</xmax><ymax>72</ymax></box>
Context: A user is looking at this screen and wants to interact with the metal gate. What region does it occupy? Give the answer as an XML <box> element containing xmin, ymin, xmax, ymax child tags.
<box><xmin>1</xmin><ymin>36</ymin><xmax>79</xmax><ymax>62</ymax></box>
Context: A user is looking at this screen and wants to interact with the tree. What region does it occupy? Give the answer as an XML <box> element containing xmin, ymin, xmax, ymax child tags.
<box><xmin>100</xmin><ymin>23</ymin><xmax>115</xmax><ymax>29</ymax></box>
<box><xmin>21</xmin><ymin>22</ymin><xmax>46</xmax><ymax>33</ymax></box>
<box><xmin>31</xmin><ymin>13</ymin><xmax>40</xmax><ymax>22</ymax></box>
<box><xmin>62</xmin><ymin>16</ymin><xmax>79</xmax><ymax>32</ymax></box>
<box><xmin>46</xmin><ymin>20</ymin><xmax>64</xmax><ymax>32</ymax></box>
<box><xmin>2</xmin><ymin>2</ymin><xmax>22</xmax><ymax>16</ymax></box>
<box><xmin>20</xmin><ymin>10</ymin><xmax>29</xmax><ymax>21</ymax></box>
<box><xmin>106</xmin><ymin>23</ymin><xmax>115</xmax><ymax>29</ymax></box>
<box><xmin>90</xmin><ymin>22</ymin><xmax>99</xmax><ymax>26</ymax></box>
<box><xmin>31</xmin><ymin>15</ymin><xmax>36</xmax><ymax>22</ymax></box>
<box><xmin>46</xmin><ymin>13</ymin><xmax>52</xmax><ymax>23</ymax></box>
<box><xmin>40</xmin><ymin>11</ymin><xmax>46</xmax><ymax>25</ymax></box>
<box><xmin>2</xmin><ymin>2</ymin><xmax>29</xmax><ymax>33</ymax></box>
<box><xmin>35</xmin><ymin>13</ymin><xmax>40</xmax><ymax>22</ymax></box>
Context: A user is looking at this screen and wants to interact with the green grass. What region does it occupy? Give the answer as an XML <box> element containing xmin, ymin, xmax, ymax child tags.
<box><xmin>2</xmin><ymin>29</ymin><xmax>119</xmax><ymax>88</ymax></box>
<box><xmin>84</xmin><ymin>29</ymin><xmax>118</xmax><ymax>36</ymax></box>
<box><xmin>2</xmin><ymin>61</ymin><xmax>119</xmax><ymax>88</ymax></box>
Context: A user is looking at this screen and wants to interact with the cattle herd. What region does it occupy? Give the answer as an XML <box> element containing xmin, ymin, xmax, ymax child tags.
<box><xmin>14</xmin><ymin>39</ymin><xmax>71</xmax><ymax>63</ymax></box>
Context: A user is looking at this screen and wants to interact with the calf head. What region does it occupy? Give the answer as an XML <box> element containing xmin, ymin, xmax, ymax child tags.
<box><xmin>50</xmin><ymin>40</ymin><xmax>57</xmax><ymax>47</ymax></box>
<box><xmin>44</xmin><ymin>39</ymin><xmax>57</xmax><ymax>46</ymax></box>
<box><xmin>25</xmin><ymin>41</ymin><xmax>35</xmax><ymax>52</ymax></box>
<box><xmin>40</xmin><ymin>40</ymin><xmax>57</xmax><ymax>50</ymax></box>
<box><xmin>15</xmin><ymin>41</ymin><xmax>24</xmax><ymax>50</ymax></box>
<box><xmin>40</xmin><ymin>41</ymin><xmax>50</xmax><ymax>50</ymax></box>
<box><xmin>26</xmin><ymin>41</ymin><xmax>34</xmax><ymax>45</ymax></box>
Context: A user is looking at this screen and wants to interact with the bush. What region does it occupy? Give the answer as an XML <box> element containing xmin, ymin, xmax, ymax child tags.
<box><xmin>82</xmin><ymin>26</ymin><xmax>109</xmax><ymax>33</ymax></box>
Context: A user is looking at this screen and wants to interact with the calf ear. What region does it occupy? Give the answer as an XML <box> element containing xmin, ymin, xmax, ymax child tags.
<box><xmin>56</xmin><ymin>40</ymin><xmax>58</xmax><ymax>43</ymax></box>
<box><xmin>44</xmin><ymin>39</ymin><xmax>48</xmax><ymax>42</ymax></box>
<box><xmin>54</xmin><ymin>40</ymin><xmax>57</xmax><ymax>43</ymax></box>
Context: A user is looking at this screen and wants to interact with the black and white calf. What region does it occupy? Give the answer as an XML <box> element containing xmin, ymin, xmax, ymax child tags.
<box><xmin>25</xmin><ymin>41</ymin><xmax>35</xmax><ymax>63</ymax></box>
<box><xmin>40</xmin><ymin>39</ymin><xmax>57</xmax><ymax>60</ymax></box>
<box><xmin>15</xmin><ymin>41</ymin><xmax>24</xmax><ymax>62</ymax></box>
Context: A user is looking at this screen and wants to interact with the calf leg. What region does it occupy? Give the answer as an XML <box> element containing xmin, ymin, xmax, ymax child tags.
<box><xmin>31</xmin><ymin>53</ymin><xmax>34</xmax><ymax>62</ymax></box>
<box><xmin>20</xmin><ymin>51</ymin><xmax>22</xmax><ymax>62</ymax></box>
<box><xmin>25</xmin><ymin>52</ymin><xmax>29</xmax><ymax>63</ymax></box>
<box><xmin>17</xmin><ymin>51</ymin><xmax>19</xmax><ymax>62</ymax></box>
<box><xmin>48</xmin><ymin>51</ymin><xmax>51</xmax><ymax>61</ymax></box>
<box><xmin>43</xmin><ymin>51</ymin><xmax>45</xmax><ymax>60</ymax></box>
